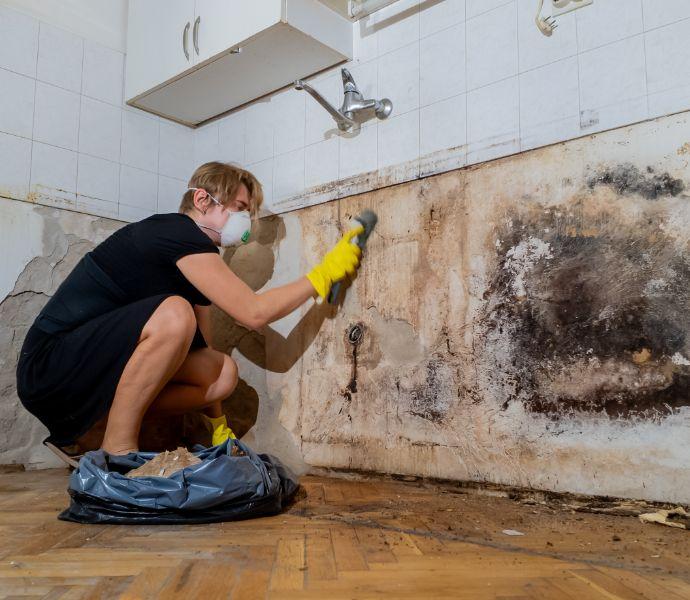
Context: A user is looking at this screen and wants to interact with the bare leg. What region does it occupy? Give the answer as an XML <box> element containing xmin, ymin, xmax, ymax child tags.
<box><xmin>100</xmin><ymin>296</ymin><xmax>197</xmax><ymax>454</ymax></box>
<box><xmin>144</xmin><ymin>350</ymin><xmax>239</xmax><ymax>416</ymax></box>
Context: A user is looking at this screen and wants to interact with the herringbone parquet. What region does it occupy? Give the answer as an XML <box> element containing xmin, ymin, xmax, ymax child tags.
<box><xmin>1</xmin><ymin>468</ymin><xmax>688</xmax><ymax>599</ymax></box>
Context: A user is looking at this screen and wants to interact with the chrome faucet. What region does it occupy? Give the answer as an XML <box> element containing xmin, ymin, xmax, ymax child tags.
<box><xmin>294</xmin><ymin>68</ymin><xmax>393</xmax><ymax>132</ymax></box>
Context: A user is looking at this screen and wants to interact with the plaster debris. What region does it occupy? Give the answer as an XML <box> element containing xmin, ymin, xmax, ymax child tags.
<box><xmin>639</xmin><ymin>507</ymin><xmax>690</xmax><ymax>530</ymax></box>
<box><xmin>126</xmin><ymin>447</ymin><xmax>202</xmax><ymax>478</ymax></box>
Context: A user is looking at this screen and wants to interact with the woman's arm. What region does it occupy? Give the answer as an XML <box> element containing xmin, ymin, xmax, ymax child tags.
<box><xmin>177</xmin><ymin>253</ymin><xmax>315</xmax><ymax>330</ymax></box>
<box><xmin>193</xmin><ymin>304</ymin><xmax>213</xmax><ymax>347</ymax></box>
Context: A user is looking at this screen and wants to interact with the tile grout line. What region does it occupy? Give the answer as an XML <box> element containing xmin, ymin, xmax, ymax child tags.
<box><xmin>75</xmin><ymin>30</ymin><xmax>85</xmax><ymax>210</ymax></box>
<box><xmin>28</xmin><ymin>21</ymin><xmax>40</xmax><ymax>198</ymax></box>
<box><xmin>639</xmin><ymin>0</ymin><xmax>651</xmax><ymax>120</ymax></box>
<box><xmin>515</xmin><ymin>0</ymin><xmax>522</xmax><ymax>154</ymax></box>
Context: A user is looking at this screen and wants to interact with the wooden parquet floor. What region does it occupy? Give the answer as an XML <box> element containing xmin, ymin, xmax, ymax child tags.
<box><xmin>1</xmin><ymin>468</ymin><xmax>689</xmax><ymax>599</ymax></box>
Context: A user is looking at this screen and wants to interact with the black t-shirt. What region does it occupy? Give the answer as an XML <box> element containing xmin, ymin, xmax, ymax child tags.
<box><xmin>34</xmin><ymin>213</ymin><xmax>219</xmax><ymax>334</ymax></box>
<box><xmin>91</xmin><ymin>213</ymin><xmax>219</xmax><ymax>305</ymax></box>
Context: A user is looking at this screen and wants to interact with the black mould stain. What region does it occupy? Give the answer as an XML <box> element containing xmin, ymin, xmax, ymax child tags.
<box><xmin>587</xmin><ymin>164</ymin><xmax>685</xmax><ymax>200</ymax></box>
<box><xmin>409</xmin><ymin>359</ymin><xmax>449</xmax><ymax>423</ymax></box>
<box><xmin>480</xmin><ymin>191</ymin><xmax>690</xmax><ymax>419</ymax></box>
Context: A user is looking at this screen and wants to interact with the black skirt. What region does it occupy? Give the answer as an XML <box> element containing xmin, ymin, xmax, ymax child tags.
<box><xmin>16</xmin><ymin>294</ymin><xmax>206</xmax><ymax>446</ymax></box>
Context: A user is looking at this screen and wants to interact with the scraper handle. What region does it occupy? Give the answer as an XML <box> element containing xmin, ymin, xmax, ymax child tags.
<box><xmin>327</xmin><ymin>209</ymin><xmax>378</xmax><ymax>305</ymax></box>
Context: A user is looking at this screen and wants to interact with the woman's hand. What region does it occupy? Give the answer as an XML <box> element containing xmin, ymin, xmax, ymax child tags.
<box><xmin>306</xmin><ymin>225</ymin><xmax>364</xmax><ymax>299</ymax></box>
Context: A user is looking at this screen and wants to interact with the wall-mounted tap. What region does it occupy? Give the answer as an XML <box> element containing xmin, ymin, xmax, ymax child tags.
<box><xmin>294</xmin><ymin>68</ymin><xmax>393</xmax><ymax>133</ymax></box>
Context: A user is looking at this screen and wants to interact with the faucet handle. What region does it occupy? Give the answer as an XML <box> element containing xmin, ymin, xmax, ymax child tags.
<box><xmin>341</xmin><ymin>68</ymin><xmax>362</xmax><ymax>97</ymax></box>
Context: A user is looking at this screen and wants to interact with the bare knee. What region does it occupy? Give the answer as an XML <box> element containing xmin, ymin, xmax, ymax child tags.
<box><xmin>207</xmin><ymin>354</ymin><xmax>238</xmax><ymax>403</ymax></box>
<box><xmin>144</xmin><ymin>296</ymin><xmax>196</xmax><ymax>344</ymax></box>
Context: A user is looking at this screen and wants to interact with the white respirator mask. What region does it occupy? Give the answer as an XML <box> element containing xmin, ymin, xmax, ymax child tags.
<box><xmin>189</xmin><ymin>187</ymin><xmax>251</xmax><ymax>247</ymax></box>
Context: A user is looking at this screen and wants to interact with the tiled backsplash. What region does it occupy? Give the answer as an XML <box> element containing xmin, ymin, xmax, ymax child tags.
<box><xmin>197</xmin><ymin>0</ymin><xmax>690</xmax><ymax>215</ymax></box>
<box><xmin>0</xmin><ymin>5</ymin><xmax>192</xmax><ymax>221</ymax></box>
<box><xmin>2</xmin><ymin>0</ymin><xmax>690</xmax><ymax>221</ymax></box>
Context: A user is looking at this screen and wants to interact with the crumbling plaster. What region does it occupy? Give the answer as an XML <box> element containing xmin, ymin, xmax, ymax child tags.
<box><xmin>0</xmin><ymin>200</ymin><xmax>121</xmax><ymax>468</ymax></box>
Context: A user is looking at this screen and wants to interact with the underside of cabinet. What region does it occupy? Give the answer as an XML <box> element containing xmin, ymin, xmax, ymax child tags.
<box><xmin>128</xmin><ymin>22</ymin><xmax>349</xmax><ymax>127</ymax></box>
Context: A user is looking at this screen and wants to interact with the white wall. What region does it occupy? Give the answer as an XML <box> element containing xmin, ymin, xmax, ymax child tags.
<box><xmin>0</xmin><ymin>0</ymin><xmax>128</xmax><ymax>52</ymax></box>
<box><xmin>3</xmin><ymin>1</ymin><xmax>690</xmax><ymax>222</ymax></box>
<box><xmin>0</xmin><ymin>4</ymin><xmax>192</xmax><ymax>223</ymax></box>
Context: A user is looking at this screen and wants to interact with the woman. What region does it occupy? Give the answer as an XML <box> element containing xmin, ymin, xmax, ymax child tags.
<box><xmin>16</xmin><ymin>162</ymin><xmax>363</xmax><ymax>456</ymax></box>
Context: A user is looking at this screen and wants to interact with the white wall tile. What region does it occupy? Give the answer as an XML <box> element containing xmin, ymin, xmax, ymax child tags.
<box><xmin>77</xmin><ymin>153</ymin><xmax>119</xmax><ymax>204</ymax></box>
<box><xmin>244</xmin><ymin>100</ymin><xmax>274</xmax><ymax>164</ymax></box>
<box><xmin>273</xmin><ymin>89</ymin><xmax>306</xmax><ymax>156</ymax></box>
<box><xmin>78</xmin><ymin>97</ymin><xmax>121</xmax><ymax>162</ymax></box>
<box><xmin>274</xmin><ymin>148</ymin><xmax>305</xmax><ymax>202</ymax></box>
<box><xmin>579</xmin><ymin>35</ymin><xmax>647</xmax><ymax>133</ymax></box>
<box><xmin>378</xmin><ymin>109</ymin><xmax>419</xmax><ymax>169</ymax></box>
<box><xmin>30</xmin><ymin>142</ymin><xmax>77</xmax><ymax>204</ymax></box>
<box><xmin>157</xmin><ymin>175</ymin><xmax>187</xmax><ymax>213</ymax></box>
<box><xmin>305</xmin><ymin>72</ymin><xmax>342</xmax><ymax>145</ymax></box>
<box><xmin>82</xmin><ymin>40</ymin><xmax>124</xmax><ymax>106</ymax></box>
<box><xmin>420</xmin><ymin>94</ymin><xmax>467</xmax><ymax>157</ymax></box>
<box><xmin>646</xmin><ymin>19</ymin><xmax>690</xmax><ymax>118</ymax></box>
<box><xmin>76</xmin><ymin>194</ymin><xmax>119</xmax><ymax>219</ymax></box>
<box><xmin>218</xmin><ymin>112</ymin><xmax>245</xmax><ymax>165</ymax></box>
<box><xmin>37</xmin><ymin>23</ymin><xmax>82</xmax><ymax>93</ymax></box>
<box><xmin>518</xmin><ymin>0</ymin><xmax>577</xmax><ymax>72</ymax></box>
<box><xmin>642</xmin><ymin>0</ymin><xmax>690</xmax><ymax>30</ymax></box>
<box><xmin>0</xmin><ymin>6</ymin><xmax>38</xmax><ymax>77</ymax></box>
<box><xmin>119</xmin><ymin>164</ymin><xmax>158</xmax><ymax>211</ymax></box>
<box><xmin>0</xmin><ymin>132</ymin><xmax>31</xmax><ymax>200</ymax></box>
<box><xmin>0</xmin><ymin>68</ymin><xmax>35</xmax><ymax>139</ymax></box>
<box><xmin>340</xmin><ymin>125</ymin><xmax>377</xmax><ymax>179</ymax></box>
<box><xmin>467</xmin><ymin>2</ymin><xmax>518</xmax><ymax>90</ymax></box>
<box><xmin>305</xmin><ymin>137</ymin><xmax>339</xmax><ymax>189</ymax></box>
<box><xmin>374</xmin><ymin>0</ymin><xmax>420</xmax><ymax>57</ymax></box>
<box><xmin>378</xmin><ymin>42</ymin><xmax>420</xmax><ymax>115</ymax></box>
<box><xmin>420</xmin><ymin>0</ymin><xmax>466</xmax><ymax>38</ymax></box>
<box><xmin>33</xmin><ymin>82</ymin><xmax>80</xmax><ymax>151</ymax></box>
<box><xmin>353</xmin><ymin>20</ymin><xmax>378</xmax><ymax>63</ymax></box>
<box><xmin>121</xmin><ymin>110</ymin><xmax>159</xmax><ymax>173</ymax></box>
<box><xmin>420</xmin><ymin>23</ymin><xmax>466</xmax><ymax>107</ymax></box>
<box><xmin>520</xmin><ymin>56</ymin><xmax>580</xmax><ymax>151</ymax></box>
<box><xmin>118</xmin><ymin>203</ymin><xmax>155</xmax><ymax>223</ymax></box>
<box><xmin>576</xmin><ymin>0</ymin><xmax>643</xmax><ymax>52</ymax></box>
<box><xmin>467</xmin><ymin>76</ymin><xmax>520</xmax><ymax>163</ymax></box>
<box><xmin>159</xmin><ymin>121</ymin><xmax>194</xmax><ymax>180</ymax></box>
<box><xmin>195</xmin><ymin>122</ymin><xmax>220</xmax><ymax>166</ymax></box>
<box><xmin>467</xmin><ymin>0</ymin><xmax>511</xmax><ymax>20</ymax></box>
<box><xmin>247</xmin><ymin>158</ymin><xmax>274</xmax><ymax>213</ymax></box>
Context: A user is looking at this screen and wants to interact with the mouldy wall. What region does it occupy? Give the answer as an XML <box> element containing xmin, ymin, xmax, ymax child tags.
<box><xmin>225</xmin><ymin>113</ymin><xmax>690</xmax><ymax>503</ymax></box>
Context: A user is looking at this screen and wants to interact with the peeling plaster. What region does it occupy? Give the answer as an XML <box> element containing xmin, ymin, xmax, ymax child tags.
<box><xmin>0</xmin><ymin>199</ymin><xmax>121</xmax><ymax>468</ymax></box>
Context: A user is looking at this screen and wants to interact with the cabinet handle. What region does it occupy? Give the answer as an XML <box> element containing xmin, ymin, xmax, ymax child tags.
<box><xmin>183</xmin><ymin>22</ymin><xmax>190</xmax><ymax>60</ymax></box>
<box><xmin>193</xmin><ymin>16</ymin><xmax>200</xmax><ymax>55</ymax></box>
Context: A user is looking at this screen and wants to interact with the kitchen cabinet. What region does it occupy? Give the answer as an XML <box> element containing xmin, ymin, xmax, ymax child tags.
<box><xmin>125</xmin><ymin>0</ymin><xmax>352</xmax><ymax>127</ymax></box>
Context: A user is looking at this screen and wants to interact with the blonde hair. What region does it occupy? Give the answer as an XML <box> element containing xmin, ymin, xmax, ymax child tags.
<box><xmin>180</xmin><ymin>162</ymin><xmax>263</xmax><ymax>217</ymax></box>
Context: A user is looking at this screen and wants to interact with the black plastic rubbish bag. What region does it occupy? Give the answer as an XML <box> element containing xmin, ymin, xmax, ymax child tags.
<box><xmin>58</xmin><ymin>439</ymin><xmax>299</xmax><ymax>524</ymax></box>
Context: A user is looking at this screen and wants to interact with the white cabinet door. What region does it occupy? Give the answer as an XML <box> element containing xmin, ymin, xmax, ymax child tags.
<box><xmin>192</xmin><ymin>0</ymin><xmax>282</xmax><ymax>64</ymax></box>
<box><xmin>126</xmin><ymin>0</ymin><xmax>195</xmax><ymax>99</ymax></box>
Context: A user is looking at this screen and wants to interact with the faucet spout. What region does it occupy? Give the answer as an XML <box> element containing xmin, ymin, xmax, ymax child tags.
<box><xmin>294</xmin><ymin>79</ymin><xmax>357</xmax><ymax>132</ymax></box>
<box><xmin>294</xmin><ymin>69</ymin><xmax>393</xmax><ymax>132</ymax></box>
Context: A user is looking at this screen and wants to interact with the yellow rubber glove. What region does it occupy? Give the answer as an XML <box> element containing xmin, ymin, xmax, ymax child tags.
<box><xmin>306</xmin><ymin>225</ymin><xmax>365</xmax><ymax>299</ymax></box>
<box><xmin>202</xmin><ymin>414</ymin><xmax>236</xmax><ymax>446</ymax></box>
